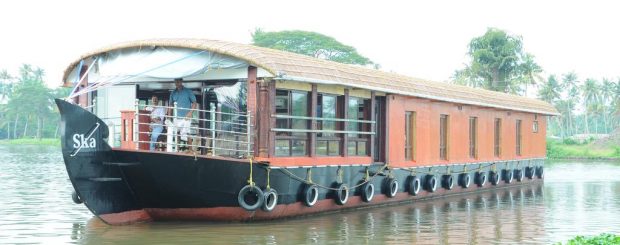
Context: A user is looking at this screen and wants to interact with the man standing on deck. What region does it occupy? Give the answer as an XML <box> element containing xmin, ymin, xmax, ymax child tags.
<box><xmin>168</xmin><ymin>78</ymin><xmax>197</xmax><ymax>150</ymax></box>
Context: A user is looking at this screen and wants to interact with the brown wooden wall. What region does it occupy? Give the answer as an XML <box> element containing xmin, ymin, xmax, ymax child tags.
<box><xmin>387</xmin><ymin>94</ymin><xmax>547</xmax><ymax>168</ymax></box>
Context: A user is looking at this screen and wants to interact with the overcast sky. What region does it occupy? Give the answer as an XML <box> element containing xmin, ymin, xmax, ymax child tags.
<box><xmin>1</xmin><ymin>0</ymin><xmax>619</xmax><ymax>89</ymax></box>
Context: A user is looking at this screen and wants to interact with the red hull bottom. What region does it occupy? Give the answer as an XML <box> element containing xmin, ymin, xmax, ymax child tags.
<box><xmin>98</xmin><ymin>179</ymin><xmax>542</xmax><ymax>225</ymax></box>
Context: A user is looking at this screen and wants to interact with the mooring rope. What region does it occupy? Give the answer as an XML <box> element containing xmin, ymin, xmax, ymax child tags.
<box><xmin>279</xmin><ymin>164</ymin><xmax>388</xmax><ymax>191</ymax></box>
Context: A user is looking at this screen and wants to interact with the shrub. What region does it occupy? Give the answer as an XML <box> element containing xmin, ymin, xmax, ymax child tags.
<box><xmin>556</xmin><ymin>233</ymin><xmax>620</xmax><ymax>245</ymax></box>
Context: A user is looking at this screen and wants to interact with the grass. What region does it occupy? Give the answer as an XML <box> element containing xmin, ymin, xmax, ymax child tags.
<box><xmin>547</xmin><ymin>138</ymin><xmax>620</xmax><ymax>160</ymax></box>
<box><xmin>0</xmin><ymin>138</ymin><xmax>60</xmax><ymax>146</ymax></box>
<box><xmin>555</xmin><ymin>233</ymin><xmax>620</xmax><ymax>245</ymax></box>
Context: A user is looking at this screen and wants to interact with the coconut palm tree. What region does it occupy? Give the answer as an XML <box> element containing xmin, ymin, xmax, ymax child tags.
<box><xmin>562</xmin><ymin>72</ymin><xmax>579</xmax><ymax>135</ymax></box>
<box><xmin>538</xmin><ymin>75</ymin><xmax>562</xmax><ymax>136</ymax></box>
<box><xmin>581</xmin><ymin>78</ymin><xmax>600</xmax><ymax>135</ymax></box>
<box><xmin>538</xmin><ymin>75</ymin><xmax>561</xmax><ymax>103</ymax></box>
<box><xmin>519</xmin><ymin>53</ymin><xmax>543</xmax><ymax>96</ymax></box>
<box><xmin>600</xmin><ymin>78</ymin><xmax>615</xmax><ymax>133</ymax></box>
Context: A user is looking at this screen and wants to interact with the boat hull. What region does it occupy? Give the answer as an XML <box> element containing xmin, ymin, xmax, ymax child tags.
<box><xmin>56</xmin><ymin>99</ymin><xmax>544</xmax><ymax>225</ymax></box>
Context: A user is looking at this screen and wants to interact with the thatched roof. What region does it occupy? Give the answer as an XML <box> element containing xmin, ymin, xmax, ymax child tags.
<box><xmin>63</xmin><ymin>38</ymin><xmax>559</xmax><ymax>115</ymax></box>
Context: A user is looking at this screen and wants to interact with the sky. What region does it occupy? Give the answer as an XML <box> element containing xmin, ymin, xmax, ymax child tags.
<box><xmin>1</xmin><ymin>0</ymin><xmax>619</xmax><ymax>90</ymax></box>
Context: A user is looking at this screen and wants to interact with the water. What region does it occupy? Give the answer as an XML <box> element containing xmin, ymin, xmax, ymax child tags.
<box><xmin>1</xmin><ymin>145</ymin><xmax>619</xmax><ymax>244</ymax></box>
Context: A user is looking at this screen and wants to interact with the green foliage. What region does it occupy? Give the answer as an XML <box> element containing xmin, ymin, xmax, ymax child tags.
<box><xmin>547</xmin><ymin>138</ymin><xmax>619</xmax><ymax>159</ymax></box>
<box><xmin>0</xmin><ymin>64</ymin><xmax>64</xmax><ymax>140</ymax></box>
<box><xmin>453</xmin><ymin>28</ymin><xmax>541</xmax><ymax>94</ymax></box>
<box><xmin>252</xmin><ymin>29</ymin><xmax>374</xmax><ymax>66</ymax></box>
<box><xmin>555</xmin><ymin>233</ymin><xmax>620</xmax><ymax>245</ymax></box>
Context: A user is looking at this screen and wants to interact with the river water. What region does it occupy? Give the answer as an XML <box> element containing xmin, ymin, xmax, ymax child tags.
<box><xmin>1</xmin><ymin>145</ymin><xmax>619</xmax><ymax>244</ymax></box>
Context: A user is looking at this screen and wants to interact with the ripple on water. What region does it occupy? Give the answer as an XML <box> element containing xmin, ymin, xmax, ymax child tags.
<box><xmin>1</xmin><ymin>148</ymin><xmax>619</xmax><ymax>244</ymax></box>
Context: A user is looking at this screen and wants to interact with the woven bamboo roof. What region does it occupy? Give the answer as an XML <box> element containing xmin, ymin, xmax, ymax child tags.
<box><xmin>63</xmin><ymin>38</ymin><xmax>559</xmax><ymax>115</ymax></box>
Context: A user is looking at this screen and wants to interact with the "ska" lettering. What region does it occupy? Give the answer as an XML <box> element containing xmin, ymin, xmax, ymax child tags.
<box><xmin>73</xmin><ymin>134</ymin><xmax>96</xmax><ymax>149</ymax></box>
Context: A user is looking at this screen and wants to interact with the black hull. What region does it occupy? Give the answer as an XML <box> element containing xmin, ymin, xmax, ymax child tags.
<box><xmin>56</xmin><ymin>99</ymin><xmax>545</xmax><ymax>225</ymax></box>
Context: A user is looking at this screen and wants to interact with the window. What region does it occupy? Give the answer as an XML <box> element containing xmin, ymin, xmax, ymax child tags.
<box><xmin>494</xmin><ymin>118</ymin><xmax>501</xmax><ymax>157</ymax></box>
<box><xmin>347</xmin><ymin>97</ymin><xmax>369</xmax><ymax>156</ymax></box>
<box><xmin>532</xmin><ymin>121</ymin><xmax>539</xmax><ymax>133</ymax></box>
<box><xmin>405</xmin><ymin>111</ymin><xmax>416</xmax><ymax>161</ymax></box>
<box><xmin>439</xmin><ymin>114</ymin><xmax>449</xmax><ymax>160</ymax></box>
<box><xmin>469</xmin><ymin>117</ymin><xmax>477</xmax><ymax>159</ymax></box>
<box><xmin>275</xmin><ymin>90</ymin><xmax>308</xmax><ymax>156</ymax></box>
<box><xmin>317</xmin><ymin>94</ymin><xmax>340</xmax><ymax>156</ymax></box>
<box><xmin>516</xmin><ymin>119</ymin><xmax>522</xmax><ymax>156</ymax></box>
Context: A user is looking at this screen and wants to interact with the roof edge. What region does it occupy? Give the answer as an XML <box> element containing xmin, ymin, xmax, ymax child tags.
<box><xmin>277</xmin><ymin>75</ymin><xmax>560</xmax><ymax>116</ymax></box>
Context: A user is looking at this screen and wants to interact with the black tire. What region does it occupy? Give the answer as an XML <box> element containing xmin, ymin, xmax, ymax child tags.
<box><xmin>515</xmin><ymin>169</ymin><xmax>524</xmax><ymax>182</ymax></box>
<box><xmin>537</xmin><ymin>166</ymin><xmax>544</xmax><ymax>179</ymax></box>
<box><xmin>442</xmin><ymin>175</ymin><xmax>454</xmax><ymax>190</ymax></box>
<box><xmin>238</xmin><ymin>185</ymin><xmax>264</xmax><ymax>211</ymax></box>
<box><xmin>458</xmin><ymin>173</ymin><xmax>471</xmax><ymax>188</ymax></box>
<box><xmin>475</xmin><ymin>172</ymin><xmax>487</xmax><ymax>187</ymax></box>
<box><xmin>489</xmin><ymin>171</ymin><xmax>500</xmax><ymax>186</ymax></box>
<box><xmin>262</xmin><ymin>188</ymin><xmax>278</xmax><ymax>212</ymax></box>
<box><xmin>526</xmin><ymin>167</ymin><xmax>536</xmax><ymax>179</ymax></box>
<box><xmin>384</xmin><ymin>178</ymin><xmax>398</xmax><ymax>198</ymax></box>
<box><xmin>407</xmin><ymin>176</ymin><xmax>421</xmax><ymax>195</ymax></box>
<box><xmin>361</xmin><ymin>182</ymin><xmax>374</xmax><ymax>202</ymax></box>
<box><xmin>425</xmin><ymin>175</ymin><xmax>438</xmax><ymax>192</ymax></box>
<box><xmin>303</xmin><ymin>184</ymin><xmax>319</xmax><ymax>207</ymax></box>
<box><xmin>502</xmin><ymin>169</ymin><xmax>513</xmax><ymax>183</ymax></box>
<box><xmin>72</xmin><ymin>191</ymin><xmax>83</xmax><ymax>204</ymax></box>
<box><xmin>334</xmin><ymin>183</ymin><xmax>349</xmax><ymax>205</ymax></box>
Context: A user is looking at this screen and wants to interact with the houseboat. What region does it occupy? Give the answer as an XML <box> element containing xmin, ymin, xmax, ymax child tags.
<box><xmin>57</xmin><ymin>38</ymin><xmax>557</xmax><ymax>225</ymax></box>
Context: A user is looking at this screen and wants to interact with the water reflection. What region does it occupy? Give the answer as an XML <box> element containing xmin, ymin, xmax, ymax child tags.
<box><xmin>69</xmin><ymin>185</ymin><xmax>545</xmax><ymax>244</ymax></box>
<box><xmin>1</xmin><ymin>145</ymin><xmax>619</xmax><ymax>244</ymax></box>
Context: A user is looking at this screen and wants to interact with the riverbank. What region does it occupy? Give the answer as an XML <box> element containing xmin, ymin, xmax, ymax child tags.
<box><xmin>0</xmin><ymin>138</ymin><xmax>60</xmax><ymax>146</ymax></box>
<box><xmin>547</xmin><ymin>138</ymin><xmax>620</xmax><ymax>160</ymax></box>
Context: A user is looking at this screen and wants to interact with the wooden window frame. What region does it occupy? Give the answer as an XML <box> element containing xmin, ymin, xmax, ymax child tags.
<box><xmin>316</xmin><ymin>93</ymin><xmax>341</xmax><ymax>156</ymax></box>
<box><xmin>439</xmin><ymin>114</ymin><xmax>449</xmax><ymax>160</ymax></box>
<box><xmin>274</xmin><ymin>89</ymin><xmax>309</xmax><ymax>157</ymax></box>
<box><xmin>347</xmin><ymin>96</ymin><xmax>370</xmax><ymax>156</ymax></box>
<box><xmin>516</xmin><ymin>119</ymin><xmax>522</xmax><ymax>156</ymax></box>
<box><xmin>494</xmin><ymin>118</ymin><xmax>502</xmax><ymax>158</ymax></box>
<box><xmin>405</xmin><ymin>111</ymin><xmax>416</xmax><ymax>161</ymax></box>
<box><xmin>469</xmin><ymin>117</ymin><xmax>478</xmax><ymax>159</ymax></box>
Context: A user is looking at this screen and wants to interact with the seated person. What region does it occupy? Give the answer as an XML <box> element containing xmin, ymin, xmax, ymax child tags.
<box><xmin>146</xmin><ymin>95</ymin><xmax>166</xmax><ymax>151</ymax></box>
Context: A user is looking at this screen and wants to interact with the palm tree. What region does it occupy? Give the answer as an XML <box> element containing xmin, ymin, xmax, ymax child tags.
<box><xmin>600</xmin><ymin>78</ymin><xmax>615</xmax><ymax>133</ymax></box>
<box><xmin>581</xmin><ymin>78</ymin><xmax>600</xmax><ymax>135</ymax></box>
<box><xmin>538</xmin><ymin>75</ymin><xmax>561</xmax><ymax>103</ymax></box>
<box><xmin>538</xmin><ymin>75</ymin><xmax>562</xmax><ymax>136</ymax></box>
<box><xmin>561</xmin><ymin>72</ymin><xmax>579</xmax><ymax>135</ymax></box>
<box><xmin>519</xmin><ymin>53</ymin><xmax>543</xmax><ymax>96</ymax></box>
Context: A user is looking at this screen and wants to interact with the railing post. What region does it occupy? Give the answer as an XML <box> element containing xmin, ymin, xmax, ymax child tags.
<box><xmin>134</xmin><ymin>99</ymin><xmax>139</xmax><ymax>150</ymax></box>
<box><xmin>210</xmin><ymin>105</ymin><xmax>216</xmax><ymax>156</ymax></box>
<box><xmin>173</xmin><ymin>102</ymin><xmax>178</xmax><ymax>152</ymax></box>
<box><xmin>92</xmin><ymin>98</ymin><xmax>97</xmax><ymax>113</ymax></box>
<box><xmin>246</xmin><ymin>110</ymin><xmax>251</xmax><ymax>158</ymax></box>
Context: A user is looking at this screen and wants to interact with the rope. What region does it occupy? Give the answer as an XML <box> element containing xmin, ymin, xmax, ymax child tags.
<box><xmin>280</xmin><ymin>164</ymin><xmax>388</xmax><ymax>191</ymax></box>
<box><xmin>266</xmin><ymin>168</ymin><xmax>271</xmax><ymax>189</ymax></box>
<box><xmin>396</xmin><ymin>162</ymin><xmax>497</xmax><ymax>175</ymax></box>
<box><xmin>247</xmin><ymin>158</ymin><xmax>254</xmax><ymax>187</ymax></box>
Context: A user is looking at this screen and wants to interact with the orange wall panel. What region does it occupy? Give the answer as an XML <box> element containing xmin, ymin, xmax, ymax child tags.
<box><xmin>387</xmin><ymin>95</ymin><xmax>549</xmax><ymax>168</ymax></box>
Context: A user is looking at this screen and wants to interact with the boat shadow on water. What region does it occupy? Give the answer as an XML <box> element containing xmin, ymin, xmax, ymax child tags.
<box><xmin>70</xmin><ymin>183</ymin><xmax>546</xmax><ymax>244</ymax></box>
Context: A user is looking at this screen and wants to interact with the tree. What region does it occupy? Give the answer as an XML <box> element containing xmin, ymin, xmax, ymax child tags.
<box><xmin>538</xmin><ymin>75</ymin><xmax>562</xmax><ymax>137</ymax></box>
<box><xmin>453</xmin><ymin>28</ymin><xmax>540</xmax><ymax>94</ymax></box>
<box><xmin>518</xmin><ymin>53</ymin><xmax>543</xmax><ymax>96</ymax></box>
<box><xmin>251</xmin><ymin>29</ymin><xmax>375</xmax><ymax>66</ymax></box>
<box><xmin>538</xmin><ymin>75</ymin><xmax>561</xmax><ymax>103</ymax></box>
<box><xmin>581</xmin><ymin>78</ymin><xmax>600</xmax><ymax>135</ymax></box>
<box><xmin>600</xmin><ymin>78</ymin><xmax>615</xmax><ymax>133</ymax></box>
<box><xmin>5</xmin><ymin>64</ymin><xmax>53</xmax><ymax>140</ymax></box>
<box><xmin>561</xmin><ymin>72</ymin><xmax>579</xmax><ymax>135</ymax></box>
